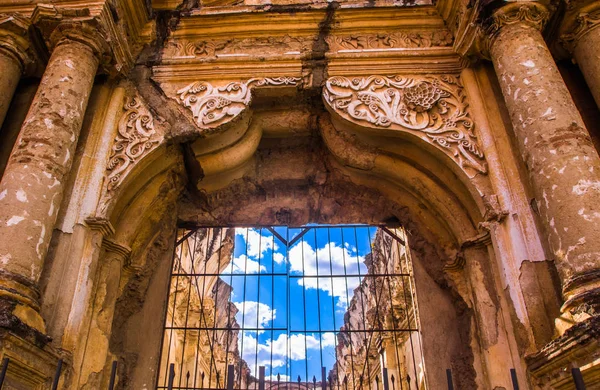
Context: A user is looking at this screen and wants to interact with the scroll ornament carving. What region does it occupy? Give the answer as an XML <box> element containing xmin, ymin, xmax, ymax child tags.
<box><xmin>105</xmin><ymin>96</ymin><xmax>162</xmax><ymax>191</ymax></box>
<box><xmin>327</xmin><ymin>30</ymin><xmax>453</xmax><ymax>51</ymax></box>
<box><xmin>176</xmin><ymin>77</ymin><xmax>301</xmax><ymax>129</ymax></box>
<box><xmin>323</xmin><ymin>75</ymin><xmax>487</xmax><ymax>175</ymax></box>
<box><xmin>561</xmin><ymin>8</ymin><xmax>600</xmax><ymax>50</ymax></box>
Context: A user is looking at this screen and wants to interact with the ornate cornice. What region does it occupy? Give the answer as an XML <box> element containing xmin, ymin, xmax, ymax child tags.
<box><xmin>105</xmin><ymin>95</ymin><xmax>163</xmax><ymax>192</ymax></box>
<box><xmin>31</xmin><ymin>3</ymin><xmax>133</xmax><ymax>75</ymax></box>
<box><xmin>174</xmin><ymin>77</ymin><xmax>301</xmax><ymax>130</ymax></box>
<box><xmin>0</xmin><ymin>14</ymin><xmax>34</xmax><ymax>71</ymax></box>
<box><xmin>322</xmin><ymin>75</ymin><xmax>488</xmax><ymax>177</ymax></box>
<box><xmin>560</xmin><ymin>2</ymin><xmax>600</xmax><ymax>51</ymax></box>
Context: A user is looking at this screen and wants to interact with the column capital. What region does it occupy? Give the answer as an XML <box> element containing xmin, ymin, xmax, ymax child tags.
<box><xmin>560</xmin><ymin>1</ymin><xmax>600</xmax><ymax>52</ymax></box>
<box><xmin>0</xmin><ymin>14</ymin><xmax>34</xmax><ymax>72</ymax></box>
<box><xmin>477</xmin><ymin>2</ymin><xmax>549</xmax><ymax>57</ymax></box>
<box><xmin>31</xmin><ymin>3</ymin><xmax>133</xmax><ymax>76</ymax></box>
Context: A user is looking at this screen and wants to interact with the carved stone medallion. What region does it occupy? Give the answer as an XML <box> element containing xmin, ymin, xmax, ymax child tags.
<box><xmin>323</xmin><ymin>75</ymin><xmax>487</xmax><ymax>175</ymax></box>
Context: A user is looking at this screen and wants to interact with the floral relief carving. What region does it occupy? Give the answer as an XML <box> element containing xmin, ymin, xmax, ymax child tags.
<box><xmin>175</xmin><ymin>77</ymin><xmax>301</xmax><ymax>129</ymax></box>
<box><xmin>105</xmin><ymin>95</ymin><xmax>163</xmax><ymax>192</ymax></box>
<box><xmin>323</xmin><ymin>75</ymin><xmax>487</xmax><ymax>175</ymax></box>
<box><xmin>327</xmin><ymin>30</ymin><xmax>453</xmax><ymax>50</ymax></box>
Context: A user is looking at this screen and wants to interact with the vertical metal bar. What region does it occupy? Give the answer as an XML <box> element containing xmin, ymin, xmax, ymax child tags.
<box><xmin>51</xmin><ymin>359</ymin><xmax>63</xmax><ymax>390</ymax></box>
<box><xmin>238</xmin><ymin>227</ymin><xmax>250</xmax><ymax>389</ymax></box>
<box><xmin>572</xmin><ymin>367</ymin><xmax>587</xmax><ymax>390</ymax></box>
<box><xmin>108</xmin><ymin>361</ymin><xmax>118</xmax><ymax>390</ymax></box>
<box><xmin>446</xmin><ymin>369</ymin><xmax>454</xmax><ymax>390</ymax></box>
<box><xmin>259</xmin><ymin>366</ymin><xmax>265</xmax><ymax>390</ymax></box>
<box><xmin>383</xmin><ymin>368</ymin><xmax>390</xmax><ymax>390</ymax></box>
<box><xmin>0</xmin><ymin>357</ymin><xmax>9</xmax><ymax>389</ymax></box>
<box><xmin>300</xmin><ymin>232</ymin><xmax>309</xmax><ymax>384</ymax></box>
<box><xmin>167</xmin><ymin>363</ymin><xmax>175</xmax><ymax>390</ymax></box>
<box><xmin>510</xmin><ymin>368</ymin><xmax>519</xmax><ymax>390</ymax></box>
<box><xmin>227</xmin><ymin>364</ymin><xmax>235</xmax><ymax>390</ymax></box>
<box><xmin>322</xmin><ymin>366</ymin><xmax>327</xmax><ymax>390</ymax></box>
<box><xmin>339</xmin><ymin>227</ymin><xmax>357</xmax><ymax>389</ymax></box>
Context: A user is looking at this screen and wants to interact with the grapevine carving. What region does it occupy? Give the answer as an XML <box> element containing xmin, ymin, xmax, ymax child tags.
<box><xmin>323</xmin><ymin>75</ymin><xmax>487</xmax><ymax>175</ymax></box>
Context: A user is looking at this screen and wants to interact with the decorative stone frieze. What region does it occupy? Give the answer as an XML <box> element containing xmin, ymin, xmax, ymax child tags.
<box><xmin>163</xmin><ymin>35</ymin><xmax>314</xmax><ymax>60</ymax></box>
<box><xmin>322</xmin><ymin>75</ymin><xmax>487</xmax><ymax>176</ymax></box>
<box><xmin>106</xmin><ymin>96</ymin><xmax>163</xmax><ymax>192</ymax></box>
<box><xmin>326</xmin><ymin>30</ymin><xmax>453</xmax><ymax>51</ymax></box>
<box><xmin>175</xmin><ymin>77</ymin><xmax>301</xmax><ymax>129</ymax></box>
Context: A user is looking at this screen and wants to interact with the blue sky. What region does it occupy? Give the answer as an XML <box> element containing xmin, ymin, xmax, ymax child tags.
<box><xmin>220</xmin><ymin>226</ymin><xmax>377</xmax><ymax>382</ymax></box>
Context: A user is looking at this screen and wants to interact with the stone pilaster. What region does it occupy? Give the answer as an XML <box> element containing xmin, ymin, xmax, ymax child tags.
<box><xmin>78</xmin><ymin>238</ymin><xmax>130</xmax><ymax>389</ymax></box>
<box><xmin>0</xmin><ymin>14</ymin><xmax>33</xmax><ymax>128</ymax></box>
<box><xmin>0</xmin><ymin>21</ymin><xmax>105</xmax><ymax>335</ymax></box>
<box><xmin>484</xmin><ymin>2</ymin><xmax>600</xmax><ymax>326</ymax></box>
<box><xmin>561</xmin><ymin>2</ymin><xmax>600</xmax><ymax>108</ymax></box>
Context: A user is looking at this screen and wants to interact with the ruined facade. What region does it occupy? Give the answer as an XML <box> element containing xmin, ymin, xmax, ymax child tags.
<box><xmin>0</xmin><ymin>0</ymin><xmax>600</xmax><ymax>387</ymax></box>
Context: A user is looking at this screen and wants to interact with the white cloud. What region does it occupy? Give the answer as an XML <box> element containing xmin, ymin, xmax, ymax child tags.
<box><xmin>236</xmin><ymin>228</ymin><xmax>279</xmax><ymax>259</ymax></box>
<box><xmin>289</xmin><ymin>241</ymin><xmax>367</xmax><ymax>301</ymax></box>
<box><xmin>239</xmin><ymin>332</ymin><xmax>337</xmax><ymax>377</ymax></box>
<box><xmin>233</xmin><ymin>301</ymin><xmax>276</xmax><ymax>332</ymax></box>
<box><xmin>223</xmin><ymin>254</ymin><xmax>266</xmax><ymax>274</ymax></box>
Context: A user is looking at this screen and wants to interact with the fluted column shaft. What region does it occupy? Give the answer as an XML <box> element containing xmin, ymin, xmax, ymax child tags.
<box><xmin>0</xmin><ymin>34</ymin><xmax>99</xmax><ymax>331</ymax></box>
<box><xmin>488</xmin><ymin>3</ymin><xmax>600</xmax><ymax>320</ymax></box>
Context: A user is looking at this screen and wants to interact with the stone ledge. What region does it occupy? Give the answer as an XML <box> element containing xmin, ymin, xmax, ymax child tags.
<box><xmin>527</xmin><ymin>316</ymin><xmax>600</xmax><ymax>389</ymax></box>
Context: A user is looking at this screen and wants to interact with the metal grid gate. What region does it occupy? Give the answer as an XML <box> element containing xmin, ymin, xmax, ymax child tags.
<box><xmin>157</xmin><ymin>225</ymin><xmax>426</xmax><ymax>390</ymax></box>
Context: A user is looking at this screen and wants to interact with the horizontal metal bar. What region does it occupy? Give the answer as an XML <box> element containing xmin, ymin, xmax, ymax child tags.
<box><xmin>288</xmin><ymin>274</ymin><xmax>411</xmax><ymax>278</ymax></box>
<box><xmin>170</xmin><ymin>273</ymin><xmax>288</xmax><ymax>277</ymax></box>
<box><xmin>289</xmin><ymin>329</ymin><xmax>419</xmax><ymax>333</ymax></box>
<box><xmin>164</xmin><ymin>327</ymin><xmax>289</xmax><ymax>331</ymax></box>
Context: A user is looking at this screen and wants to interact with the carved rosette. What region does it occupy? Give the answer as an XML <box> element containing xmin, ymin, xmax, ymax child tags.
<box><xmin>105</xmin><ymin>95</ymin><xmax>162</xmax><ymax>192</ymax></box>
<box><xmin>175</xmin><ymin>77</ymin><xmax>301</xmax><ymax>129</ymax></box>
<box><xmin>326</xmin><ymin>30</ymin><xmax>454</xmax><ymax>51</ymax></box>
<box><xmin>561</xmin><ymin>5</ymin><xmax>600</xmax><ymax>51</ymax></box>
<box><xmin>323</xmin><ymin>75</ymin><xmax>487</xmax><ymax>175</ymax></box>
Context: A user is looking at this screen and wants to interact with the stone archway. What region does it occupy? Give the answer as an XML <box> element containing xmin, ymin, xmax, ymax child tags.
<box><xmin>71</xmin><ymin>80</ymin><xmax>537</xmax><ymax>389</ymax></box>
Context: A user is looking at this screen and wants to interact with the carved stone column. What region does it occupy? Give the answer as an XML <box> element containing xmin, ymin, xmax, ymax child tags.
<box><xmin>561</xmin><ymin>2</ymin><xmax>600</xmax><ymax>108</ymax></box>
<box><xmin>0</xmin><ymin>22</ymin><xmax>104</xmax><ymax>334</ymax></box>
<box><xmin>0</xmin><ymin>14</ymin><xmax>32</xmax><ymax>128</ymax></box>
<box><xmin>485</xmin><ymin>3</ymin><xmax>600</xmax><ymax>325</ymax></box>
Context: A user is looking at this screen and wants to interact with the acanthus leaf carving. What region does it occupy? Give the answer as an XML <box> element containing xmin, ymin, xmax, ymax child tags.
<box><xmin>175</xmin><ymin>77</ymin><xmax>301</xmax><ymax>129</ymax></box>
<box><xmin>105</xmin><ymin>95</ymin><xmax>163</xmax><ymax>192</ymax></box>
<box><xmin>323</xmin><ymin>75</ymin><xmax>488</xmax><ymax>176</ymax></box>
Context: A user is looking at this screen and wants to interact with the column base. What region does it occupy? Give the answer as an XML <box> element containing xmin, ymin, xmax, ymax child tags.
<box><xmin>0</xmin><ymin>329</ymin><xmax>64</xmax><ymax>389</ymax></box>
<box><xmin>527</xmin><ymin>316</ymin><xmax>600</xmax><ymax>389</ymax></box>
